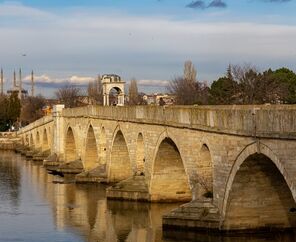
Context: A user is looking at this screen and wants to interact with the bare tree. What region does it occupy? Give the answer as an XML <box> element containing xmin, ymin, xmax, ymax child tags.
<box><xmin>128</xmin><ymin>78</ymin><xmax>139</xmax><ymax>105</ymax></box>
<box><xmin>88</xmin><ymin>75</ymin><xmax>103</xmax><ymax>105</ymax></box>
<box><xmin>55</xmin><ymin>84</ymin><xmax>80</xmax><ymax>108</ymax></box>
<box><xmin>169</xmin><ymin>60</ymin><xmax>208</xmax><ymax>105</ymax></box>
<box><xmin>20</xmin><ymin>95</ymin><xmax>46</xmax><ymax>125</ymax></box>
<box><xmin>231</xmin><ymin>64</ymin><xmax>287</xmax><ymax>104</ymax></box>
<box><xmin>184</xmin><ymin>60</ymin><xmax>197</xmax><ymax>82</ymax></box>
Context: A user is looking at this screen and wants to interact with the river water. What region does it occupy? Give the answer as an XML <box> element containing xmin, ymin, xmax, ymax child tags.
<box><xmin>0</xmin><ymin>151</ymin><xmax>296</xmax><ymax>242</ymax></box>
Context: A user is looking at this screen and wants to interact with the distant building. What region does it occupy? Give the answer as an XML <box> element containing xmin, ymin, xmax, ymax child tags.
<box><xmin>142</xmin><ymin>93</ymin><xmax>175</xmax><ymax>105</ymax></box>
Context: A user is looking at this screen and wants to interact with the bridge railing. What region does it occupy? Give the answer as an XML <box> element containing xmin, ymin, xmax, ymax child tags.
<box><xmin>61</xmin><ymin>104</ymin><xmax>296</xmax><ymax>139</ymax></box>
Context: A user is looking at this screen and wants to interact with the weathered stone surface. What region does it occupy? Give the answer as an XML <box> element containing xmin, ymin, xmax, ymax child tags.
<box><xmin>75</xmin><ymin>165</ymin><xmax>107</xmax><ymax>183</ymax></box>
<box><xmin>57</xmin><ymin>159</ymin><xmax>84</xmax><ymax>174</ymax></box>
<box><xmin>106</xmin><ymin>176</ymin><xmax>149</xmax><ymax>201</ymax></box>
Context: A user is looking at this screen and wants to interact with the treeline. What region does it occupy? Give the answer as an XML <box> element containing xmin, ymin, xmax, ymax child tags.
<box><xmin>0</xmin><ymin>93</ymin><xmax>21</xmax><ymax>131</ymax></box>
<box><xmin>170</xmin><ymin>61</ymin><xmax>296</xmax><ymax>105</ymax></box>
<box><xmin>0</xmin><ymin>93</ymin><xmax>46</xmax><ymax>131</ymax></box>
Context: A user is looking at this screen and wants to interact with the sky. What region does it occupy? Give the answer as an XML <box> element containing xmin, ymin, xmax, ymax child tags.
<box><xmin>0</xmin><ymin>0</ymin><xmax>295</xmax><ymax>97</ymax></box>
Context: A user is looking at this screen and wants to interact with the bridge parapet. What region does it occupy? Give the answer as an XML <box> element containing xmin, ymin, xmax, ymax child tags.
<box><xmin>62</xmin><ymin>105</ymin><xmax>296</xmax><ymax>139</ymax></box>
<box><xmin>18</xmin><ymin>115</ymin><xmax>54</xmax><ymax>134</ymax></box>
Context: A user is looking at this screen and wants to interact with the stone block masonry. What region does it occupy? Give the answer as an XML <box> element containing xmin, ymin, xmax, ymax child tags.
<box><xmin>17</xmin><ymin>105</ymin><xmax>296</xmax><ymax>231</ymax></box>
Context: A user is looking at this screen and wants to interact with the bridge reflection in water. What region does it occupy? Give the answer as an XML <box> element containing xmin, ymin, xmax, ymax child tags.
<box><xmin>0</xmin><ymin>151</ymin><xmax>296</xmax><ymax>242</ymax></box>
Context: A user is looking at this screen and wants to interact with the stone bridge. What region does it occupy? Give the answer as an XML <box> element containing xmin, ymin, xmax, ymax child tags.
<box><xmin>17</xmin><ymin>104</ymin><xmax>296</xmax><ymax>232</ymax></box>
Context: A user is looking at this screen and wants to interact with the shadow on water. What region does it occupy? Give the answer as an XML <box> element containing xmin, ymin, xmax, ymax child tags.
<box><xmin>1</xmin><ymin>151</ymin><xmax>296</xmax><ymax>242</ymax></box>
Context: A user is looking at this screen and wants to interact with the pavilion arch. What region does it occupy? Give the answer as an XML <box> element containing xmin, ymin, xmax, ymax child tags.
<box><xmin>194</xmin><ymin>144</ymin><xmax>213</xmax><ymax>199</ymax></box>
<box><xmin>83</xmin><ymin>125</ymin><xmax>99</xmax><ymax>171</ymax></box>
<box><xmin>64</xmin><ymin>127</ymin><xmax>77</xmax><ymax>162</ymax></box>
<box><xmin>99</xmin><ymin>126</ymin><xmax>107</xmax><ymax>166</ymax></box>
<box><xmin>222</xmin><ymin>142</ymin><xmax>296</xmax><ymax>230</ymax></box>
<box><xmin>42</xmin><ymin>128</ymin><xmax>49</xmax><ymax>151</ymax></box>
<box><xmin>108</xmin><ymin>87</ymin><xmax>123</xmax><ymax>106</ymax></box>
<box><xmin>135</xmin><ymin>133</ymin><xmax>145</xmax><ymax>175</ymax></box>
<box><xmin>108</xmin><ymin>128</ymin><xmax>132</xmax><ymax>182</ymax></box>
<box><xmin>150</xmin><ymin>134</ymin><xmax>191</xmax><ymax>202</ymax></box>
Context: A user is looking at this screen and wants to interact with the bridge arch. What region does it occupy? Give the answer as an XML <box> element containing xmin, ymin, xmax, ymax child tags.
<box><xmin>42</xmin><ymin>128</ymin><xmax>49</xmax><ymax>151</ymax></box>
<box><xmin>135</xmin><ymin>133</ymin><xmax>145</xmax><ymax>175</ymax></box>
<box><xmin>222</xmin><ymin>142</ymin><xmax>296</xmax><ymax>230</ymax></box>
<box><xmin>108</xmin><ymin>128</ymin><xmax>132</xmax><ymax>182</ymax></box>
<box><xmin>194</xmin><ymin>144</ymin><xmax>213</xmax><ymax>199</ymax></box>
<box><xmin>36</xmin><ymin>131</ymin><xmax>40</xmax><ymax>149</ymax></box>
<box><xmin>30</xmin><ymin>133</ymin><xmax>34</xmax><ymax>148</ymax></box>
<box><xmin>25</xmin><ymin>134</ymin><xmax>29</xmax><ymax>146</ymax></box>
<box><xmin>64</xmin><ymin>127</ymin><xmax>77</xmax><ymax>162</ymax></box>
<box><xmin>150</xmin><ymin>133</ymin><xmax>191</xmax><ymax>202</ymax></box>
<box><xmin>83</xmin><ymin>125</ymin><xmax>99</xmax><ymax>170</ymax></box>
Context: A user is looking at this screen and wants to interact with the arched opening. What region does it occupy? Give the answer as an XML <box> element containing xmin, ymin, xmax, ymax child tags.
<box><xmin>42</xmin><ymin>129</ymin><xmax>49</xmax><ymax>151</ymax></box>
<box><xmin>99</xmin><ymin>127</ymin><xmax>107</xmax><ymax>166</ymax></box>
<box><xmin>195</xmin><ymin>144</ymin><xmax>213</xmax><ymax>199</ymax></box>
<box><xmin>109</xmin><ymin>87</ymin><xmax>123</xmax><ymax>106</ymax></box>
<box><xmin>25</xmin><ymin>135</ymin><xmax>29</xmax><ymax>146</ymax></box>
<box><xmin>109</xmin><ymin>130</ymin><xmax>132</xmax><ymax>182</ymax></box>
<box><xmin>65</xmin><ymin>127</ymin><xmax>77</xmax><ymax>162</ymax></box>
<box><xmin>136</xmin><ymin>133</ymin><xmax>145</xmax><ymax>175</ymax></box>
<box><xmin>223</xmin><ymin>153</ymin><xmax>296</xmax><ymax>230</ymax></box>
<box><xmin>84</xmin><ymin>125</ymin><xmax>99</xmax><ymax>171</ymax></box>
<box><xmin>30</xmin><ymin>133</ymin><xmax>34</xmax><ymax>148</ymax></box>
<box><xmin>150</xmin><ymin>138</ymin><xmax>191</xmax><ymax>202</ymax></box>
<box><xmin>36</xmin><ymin>131</ymin><xmax>40</xmax><ymax>149</ymax></box>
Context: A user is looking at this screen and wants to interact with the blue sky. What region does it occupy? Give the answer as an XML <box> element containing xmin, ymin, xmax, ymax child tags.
<box><xmin>0</xmin><ymin>0</ymin><xmax>295</xmax><ymax>97</ymax></box>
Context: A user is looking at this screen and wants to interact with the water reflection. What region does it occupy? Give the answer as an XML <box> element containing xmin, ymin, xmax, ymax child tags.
<box><xmin>0</xmin><ymin>151</ymin><xmax>296</xmax><ymax>242</ymax></box>
<box><xmin>0</xmin><ymin>151</ymin><xmax>21</xmax><ymax>209</ymax></box>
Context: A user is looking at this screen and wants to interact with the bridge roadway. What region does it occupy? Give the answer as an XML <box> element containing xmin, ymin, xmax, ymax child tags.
<box><xmin>17</xmin><ymin>104</ymin><xmax>296</xmax><ymax>232</ymax></box>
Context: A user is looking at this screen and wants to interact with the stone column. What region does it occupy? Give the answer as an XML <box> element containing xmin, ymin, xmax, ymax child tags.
<box><xmin>118</xmin><ymin>93</ymin><xmax>124</xmax><ymax>106</ymax></box>
<box><xmin>52</xmin><ymin>104</ymin><xmax>65</xmax><ymax>160</ymax></box>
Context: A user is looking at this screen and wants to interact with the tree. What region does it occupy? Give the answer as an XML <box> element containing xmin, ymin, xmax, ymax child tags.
<box><xmin>128</xmin><ymin>79</ymin><xmax>139</xmax><ymax>105</ymax></box>
<box><xmin>209</xmin><ymin>77</ymin><xmax>238</xmax><ymax>104</ymax></box>
<box><xmin>20</xmin><ymin>95</ymin><xmax>46</xmax><ymax>125</ymax></box>
<box><xmin>268</xmin><ymin>68</ymin><xmax>296</xmax><ymax>103</ymax></box>
<box><xmin>184</xmin><ymin>60</ymin><xmax>197</xmax><ymax>82</ymax></box>
<box><xmin>169</xmin><ymin>60</ymin><xmax>208</xmax><ymax>105</ymax></box>
<box><xmin>0</xmin><ymin>95</ymin><xmax>9</xmax><ymax>131</ymax></box>
<box><xmin>7</xmin><ymin>92</ymin><xmax>21</xmax><ymax>125</ymax></box>
<box><xmin>55</xmin><ymin>84</ymin><xmax>81</xmax><ymax>108</ymax></box>
<box><xmin>209</xmin><ymin>64</ymin><xmax>291</xmax><ymax>105</ymax></box>
<box><xmin>87</xmin><ymin>75</ymin><xmax>103</xmax><ymax>105</ymax></box>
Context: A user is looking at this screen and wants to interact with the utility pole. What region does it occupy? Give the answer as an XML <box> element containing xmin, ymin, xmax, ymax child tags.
<box><xmin>31</xmin><ymin>70</ymin><xmax>34</xmax><ymax>97</ymax></box>
<box><xmin>0</xmin><ymin>68</ymin><xmax>3</xmax><ymax>95</ymax></box>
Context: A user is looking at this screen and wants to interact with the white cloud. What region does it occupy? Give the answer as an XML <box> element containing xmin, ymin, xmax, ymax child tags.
<box><xmin>23</xmin><ymin>74</ymin><xmax>93</xmax><ymax>85</ymax></box>
<box><xmin>137</xmin><ymin>79</ymin><xmax>169</xmax><ymax>87</ymax></box>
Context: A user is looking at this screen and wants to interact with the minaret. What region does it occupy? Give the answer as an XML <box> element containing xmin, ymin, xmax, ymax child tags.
<box><xmin>18</xmin><ymin>68</ymin><xmax>22</xmax><ymax>100</ymax></box>
<box><xmin>0</xmin><ymin>68</ymin><xmax>3</xmax><ymax>95</ymax></box>
<box><xmin>13</xmin><ymin>70</ymin><xmax>17</xmax><ymax>88</ymax></box>
<box><xmin>31</xmin><ymin>70</ymin><xmax>34</xmax><ymax>97</ymax></box>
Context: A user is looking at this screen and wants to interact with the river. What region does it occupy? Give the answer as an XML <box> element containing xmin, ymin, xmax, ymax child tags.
<box><xmin>0</xmin><ymin>151</ymin><xmax>295</xmax><ymax>242</ymax></box>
